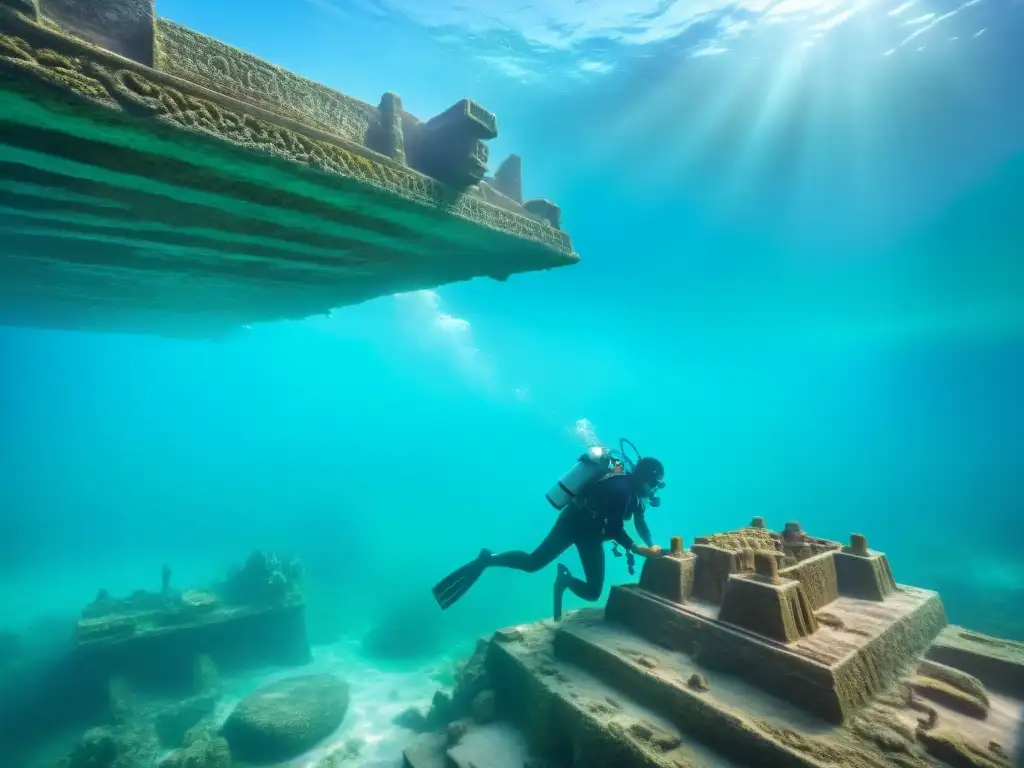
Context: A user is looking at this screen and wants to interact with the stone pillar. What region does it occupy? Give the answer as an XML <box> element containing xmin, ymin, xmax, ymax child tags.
<box><xmin>691</xmin><ymin>544</ymin><xmax>740</xmax><ymax>604</ymax></box>
<box><xmin>493</xmin><ymin>154</ymin><xmax>523</xmax><ymax>203</ymax></box>
<box><xmin>411</xmin><ymin>98</ymin><xmax>497</xmax><ymax>187</ymax></box>
<box><xmin>719</xmin><ymin>564</ymin><xmax>818</xmax><ymax>643</ymax></box>
<box><xmin>524</xmin><ymin>198</ymin><xmax>561</xmax><ymax>229</ymax></box>
<box><xmin>638</xmin><ymin>537</ymin><xmax>695</xmax><ymax>604</ymax></box>
<box><xmin>38</xmin><ymin>0</ymin><xmax>156</xmax><ymax>66</ymax></box>
<box><xmin>368</xmin><ymin>92</ymin><xmax>406</xmax><ymax>165</ymax></box>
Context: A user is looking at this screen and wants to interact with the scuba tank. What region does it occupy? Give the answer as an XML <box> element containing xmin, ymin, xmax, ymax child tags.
<box><xmin>545</xmin><ymin>444</ymin><xmax>614</xmax><ymax>510</ymax></box>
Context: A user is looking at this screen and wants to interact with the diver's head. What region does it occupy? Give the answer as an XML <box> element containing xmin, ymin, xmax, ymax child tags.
<box><xmin>632</xmin><ymin>456</ymin><xmax>665</xmax><ymax>502</ymax></box>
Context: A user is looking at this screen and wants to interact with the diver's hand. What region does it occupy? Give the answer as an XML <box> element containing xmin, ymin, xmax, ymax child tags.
<box><xmin>633</xmin><ymin>545</ymin><xmax>663</xmax><ymax>558</ymax></box>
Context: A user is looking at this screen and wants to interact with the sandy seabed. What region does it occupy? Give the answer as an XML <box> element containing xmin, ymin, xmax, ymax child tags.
<box><xmin>205</xmin><ymin>636</ymin><xmax>450</xmax><ymax>768</ymax></box>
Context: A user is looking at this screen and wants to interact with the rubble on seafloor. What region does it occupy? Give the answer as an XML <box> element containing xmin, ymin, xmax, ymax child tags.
<box><xmin>73</xmin><ymin>551</ymin><xmax>310</xmax><ymax>672</ymax></box>
<box><xmin>405</xmin><ymin>521</ymin><xmax>1024</xmax><ymax>768</ymax></box>
<box><xmin>0</xmin><ymin>551</ymin><xmax>318</xmax><ymax>768</ymax></box>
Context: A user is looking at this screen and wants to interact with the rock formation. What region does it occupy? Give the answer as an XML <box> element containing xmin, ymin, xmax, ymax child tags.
<box><xmin>220</xmin><ymin>674</ymin><xmax>350</xmax><ymax>763</ymax></box>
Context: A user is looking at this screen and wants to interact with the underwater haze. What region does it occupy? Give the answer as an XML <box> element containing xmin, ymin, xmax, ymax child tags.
<box><xmin>1</xmin><ymin>0</ymin><xmax>1023</xmax><ymax>764</ymax></box>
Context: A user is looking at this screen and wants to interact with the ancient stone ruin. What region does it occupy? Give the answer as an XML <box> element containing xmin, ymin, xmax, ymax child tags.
<box><xmin>0</xmin><ymin>0</ymin><xmax>577</xmax><ymax>338</ymax></box>
<box><xmin>408</xmin><ymin>519</ymin><xmax>1024</xmax><ymax>768</ymax></box>
<box><xmin>1</xmin><ymin>551</ymin><xmax>313</xmax><ymax>768</ymax></box>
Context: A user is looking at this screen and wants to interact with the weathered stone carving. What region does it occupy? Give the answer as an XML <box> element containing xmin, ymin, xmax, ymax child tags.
<box><xmin>491</xmin><ymin>154</ymin><xmax>523</xmax><ymax>204</ymax></box>
<box><xmin>408</xmin><ymin>520</ymin><xmax>1022</xmax><ymax>768</ymax></box>
<box><xmin>0</xmin><ymin>7</ymin><xmax>577</xmax><ymax>335</ymax></box>
<box><xmin>406</xmin><ymin>98</ymin><xmax>498</xmax><ymax>188</ymax></box>
<box><xmin>366</xmin><ymin>91</ymin><xmax>406</xmax><ymax>164</ymax></box>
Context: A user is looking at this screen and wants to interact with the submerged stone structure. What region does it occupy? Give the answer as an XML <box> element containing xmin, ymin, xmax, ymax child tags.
<box><xmin>0</xmin><ymin>0</ymin><xmax>577</xmax><ymax>337</ymax></box>
<box><xmin>0</xmin><ymin>551</ymin><xmax>311</xmax><ymax>768</ymax></box>
<box><xmin>410</xmin><ymin>520</ymin><xmax>1024</xmax><ymax>768</ymax></box>
<box><xmin>72</xmin><ymin>551</ymin><xmax>311</xmax><ymax>687</ymax></box>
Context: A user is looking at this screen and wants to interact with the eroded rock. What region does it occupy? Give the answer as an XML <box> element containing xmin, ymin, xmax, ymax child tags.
<box><xmin>393</xmin><ymin>705</ymin><xmax>429</xmax><ymax>732</ymax></box>
<box><xmin>471</xmin><ymin>689</ymin><xmax>496</xmax><ymax>724</ymax></box>
<box><xmin>221</xmin><ymin>674</ymin><xmax>348</xmax><ymax>762</ymax></box>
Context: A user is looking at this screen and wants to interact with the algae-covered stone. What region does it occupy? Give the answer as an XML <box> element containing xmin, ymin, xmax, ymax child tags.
<box><xmin>221</xmin><ymin>674</ymin><xmax>349</xmax><ymax>762</ymax></box>
<box><xmin>154</xmin><ymin>692</ymin><xmax>220</xmax><ymax>748</ymax></box>
<box><xmin>159</xmin><ymin>736</ymin><xmax>231</xmax><ymax>768</ymax></box>
<box><xmin>67</xmin><ymin>728</ymin><xmax>119</xmax><ymax>768</ymax></box>
<box><xmin>66</xmin><ymin>723</ymin><xmax>161</xmax><ymax>768</ymax></box>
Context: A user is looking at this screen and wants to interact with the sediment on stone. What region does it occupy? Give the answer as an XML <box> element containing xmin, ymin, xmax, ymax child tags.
<box><xmin>926</xmin><ymin>627</ymin><xmax>1024</xmax><ymax>698</ymax></box>
<box><xmin>409</xmin><ymin>523</ymin><xmax>1024</xmax><ymax>768</ymax></box>
<box><xmin>0</xmin><ymin>8</ymin><xmax>578</xmax><ymax>337</ymax></box>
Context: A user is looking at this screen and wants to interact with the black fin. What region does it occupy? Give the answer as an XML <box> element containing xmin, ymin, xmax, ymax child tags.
<box><xmin>432</xmin><ymin>549</ymin><xmax>490</xmax><ymax>610</ymax></box>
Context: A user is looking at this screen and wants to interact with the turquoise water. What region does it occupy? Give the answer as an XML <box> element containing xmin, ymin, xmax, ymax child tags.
<box><xmin>1</xmin><ymin>0</ymin><xmax>1022</xmax><ymax>764</ymax></box>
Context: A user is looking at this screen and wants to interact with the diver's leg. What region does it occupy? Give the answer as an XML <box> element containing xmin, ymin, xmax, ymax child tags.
<box><xmin>565</xmin><ymin>537</ymin><xmax>606</xmax><ymax>601</ymax></box>
<box><xmin>489</xmin><ymin>509</ymin><xmax>577</xmax><ymax>573</ymax></box>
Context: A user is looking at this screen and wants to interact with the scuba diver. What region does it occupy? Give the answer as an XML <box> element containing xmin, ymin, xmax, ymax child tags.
<box><xmin>432</xmin><ymin>440</ymin><xmax>667</xmax><ymax>620</ymax></box>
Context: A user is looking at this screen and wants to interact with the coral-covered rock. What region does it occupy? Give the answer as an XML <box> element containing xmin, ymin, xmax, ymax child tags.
<box><xmin>65</xmin><ymin>722</ymin><xmax>160</xmax><ymax>768</ymax></box>
<box><xmin>425</xmin><ymin>637</ymin><xmax>493</xmax><ymax>729</ymax></box>
<box><xmin>221</xmin><ymin>551</ymin><xmax>303</xmax><ymax>606</ymax></box>
<box><xmin>159</xmin><ymin>735</ymin><xmax>231</xmax><ymax>768</ymax></box>
<box><xmin>66</xmin><ymin>728</ymin><xmax>119</xmax><ymax>768</ymax></box>
<box><xmin>221</xmin><ymin>674</ymin><xmax>349</xmax><ymax>762</ymax></box>
<box><xmin>154</xmin><ymin>692</ymin><xmax>220</xmax><ymax>748</ymax></box>
<box><xmin>180</xmin><ymin>590</ymin><xmax>219</xmax><ymax>614</ymax></box>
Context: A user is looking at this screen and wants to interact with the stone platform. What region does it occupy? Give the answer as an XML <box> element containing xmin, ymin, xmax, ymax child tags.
<box><xmin>604</xmin><ymin>584</ymin><xmax>946</xmax><ymax>724</ymax></box>
<box><xmin>0</xmin><ymin>0</ymin><xmax>577</xmax><ymax>337</ymax></box>
<box><xmin>412</xmin><ymin>521</ymin><xmax>1024</xmax><ymax>768</ymax></box>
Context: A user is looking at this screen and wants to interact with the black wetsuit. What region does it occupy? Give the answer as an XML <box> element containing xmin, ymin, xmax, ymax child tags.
<box><xmin>489</xmin><ymin>472</ymin><xmax>653</xmax><ymax>602</ymax></box>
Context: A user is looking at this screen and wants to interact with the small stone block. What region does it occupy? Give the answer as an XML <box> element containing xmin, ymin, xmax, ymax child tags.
<box><xmin>719</xmin><ymin>574</ymin><xmax>818</xmax><ymax>643</ymax></box>
<box><xmin>835</xmin><ymin>549</ymin><xmax>897</xmax><ymax>601</ymax></box>
<box><xmin>670</xmin><ymin>536</ymin><xmax>683</xmax><ymax>554</ymax></box>
<box><xmin>753</xmin><ymin>551</ymin><xmax>779</xmax><ymax>582</ymax></box>
<box><xmin>639</xmin><ymin>551</ymin><xmax>695</xmax><ymax>604</ymax></box>
<box><xmin>523</xmin><ymin>198</ymin><xmax>561</xmax><ymax>229</ymax></box>
<box><xmin>39</xmin><ymin>0</ymin><xmax>156</xmax><ymax>66</ymax></box>
<box><xmin>750</xmin><ymin>516</ymin><xmax>766</xmax><ymax>529</ymax></box>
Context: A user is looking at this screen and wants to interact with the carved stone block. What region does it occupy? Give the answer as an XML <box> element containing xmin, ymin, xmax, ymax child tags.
<box><xmin>524</xmin><ymin>198</ymin><xmax>561</xmax><ymax>229</ymax></box>
<box><xmin>39</xmin><ymin>0</ymin><xmax>156</xmax><ymax>66</ymax></box>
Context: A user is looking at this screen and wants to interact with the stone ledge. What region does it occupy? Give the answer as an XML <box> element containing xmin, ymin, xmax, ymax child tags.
<box><xmin>606</xmin><ymin>583</ymin><xmax>947</xmax><ymax>723</ymax></box>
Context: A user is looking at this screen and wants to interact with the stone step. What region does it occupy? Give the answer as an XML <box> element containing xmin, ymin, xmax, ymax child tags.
<box><xmin>402</xmin><ymin>724</ymin><xmax>539</xmax><ymax>768</ymax></box>
<box><xmin>926</xmin><ymin>626</ymin><xmax>1024</xmax><ymax>699</ymax></box>
<box><xmin>446</xmin><ymin>722</ymin><xmax>534</xmax><ymax>768</ymax></box>
<box><xmin>553</xmin><ymin>611</ymin><xmax>849</xmax><ymax>768</ymax></box>
<box><xmin>485</xmin><ymin>619</ymin><xmax>744</xmax><ymax>768</ymax></box>
<box><xmin>552</xmin><ymin>610</ymin><xmax>1024</xmax><ymax>768</ymax></box>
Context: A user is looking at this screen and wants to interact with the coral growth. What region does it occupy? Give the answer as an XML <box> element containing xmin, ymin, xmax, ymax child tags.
<box><xmin>220</xmin><ymin>674</ymin><xmax>349</xmax><ymax>763</ymax></box>
<box><xmin>221</xmin><ymin>551</ymin><xmax>303</xmax><ymax>606</ymax></box>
